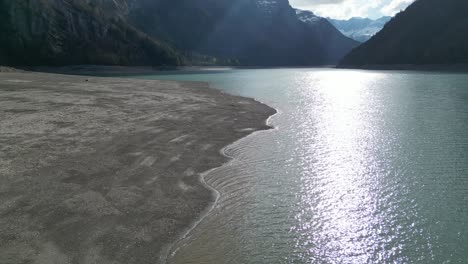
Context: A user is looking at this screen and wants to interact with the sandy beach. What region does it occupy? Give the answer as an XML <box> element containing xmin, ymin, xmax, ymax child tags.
<box><xmin>0</xmin><ymin>71</ymin><xmax>275</xmax><ymax>263</ymax></box>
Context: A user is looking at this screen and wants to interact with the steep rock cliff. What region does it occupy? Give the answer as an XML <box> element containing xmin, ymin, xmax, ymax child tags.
<box><xmin>0</xmin><ymin>0</ymin><xmax>180</xmax><ymax>66</ymax></box>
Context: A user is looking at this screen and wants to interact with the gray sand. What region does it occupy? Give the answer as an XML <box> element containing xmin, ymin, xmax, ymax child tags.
<box><xmin>0</xmin><ymin>71</ymin><xmax>275</xmax><ymax>264</ymax></box>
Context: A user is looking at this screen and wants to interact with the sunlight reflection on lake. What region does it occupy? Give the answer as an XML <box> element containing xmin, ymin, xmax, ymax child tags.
<box><xmin>135</xmin><ymin>68</ymin><xmax>468</xmax><ymax>263</ymax></box>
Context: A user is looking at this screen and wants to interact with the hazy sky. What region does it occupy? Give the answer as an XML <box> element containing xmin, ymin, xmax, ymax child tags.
<box><xmin>290</xmin><ymin>0</ymin><xmax>415</xmax><ymax>19</ymax></box>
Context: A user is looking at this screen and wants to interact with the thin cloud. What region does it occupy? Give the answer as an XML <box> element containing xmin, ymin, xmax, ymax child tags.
<box><xmin>381</xmin><ymin>0</ymin><xmax>414</xmax><ymax>16</ymax></box>
<box><xmin>289</xmin><ymin>0</ymin><xmax>414</xmax><ymax>19</ymax></box>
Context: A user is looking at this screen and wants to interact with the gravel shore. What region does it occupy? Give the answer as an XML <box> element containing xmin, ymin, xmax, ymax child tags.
<box><xmin>0</xmin><ymin>71</ymin><xmax>275</xmax><ymax>264</ymax></box>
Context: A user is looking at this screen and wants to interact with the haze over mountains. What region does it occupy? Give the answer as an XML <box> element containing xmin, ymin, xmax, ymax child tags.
<box><xmin>0</xmin><ymin>0</ymin><xmax>358</xmax><ymax>67</ymax></box>
<box><xmin>341</xmin><ymin>0</ymin><xmax>468</xmax><ymax>66</ymax></box>
<box><xmin>328</xmin><ymin>16</ymin><xmax>391</xmax><ymax>42</ymax></box>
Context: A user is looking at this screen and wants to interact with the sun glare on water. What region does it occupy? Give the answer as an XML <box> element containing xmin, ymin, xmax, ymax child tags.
<box><xmin>290</xmin><ymin>71</ymin><xmax>419</xmax><ymax>263</ymax></box>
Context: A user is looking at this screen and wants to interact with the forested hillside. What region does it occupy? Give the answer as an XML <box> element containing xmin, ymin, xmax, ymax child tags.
<box><xmin>340</xmin><ymin>0</ymin><xmax>468</xmax><ymax>66</ymax></box>
<box><xmin>0</xmin><ymin>0</ymin><xmax>358</xmax><ymax>66</ymax></box>
<box><xmin>0</xmin><ymin>0</ymin><xmax>181</xmax><ymax>66</ymax></box>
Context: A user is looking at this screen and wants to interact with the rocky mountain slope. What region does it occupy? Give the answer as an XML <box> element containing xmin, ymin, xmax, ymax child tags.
<box><xmin>295</xmin><ymin>9</ymin><xmax>360</xmax><ymax>64</ymax></box>
<box><xmin>128</xmin><ymin>0</ymin><xmax>359</xmax><ymax>66</ymax></box>
<box><xmin>0</xmin><ymin>0</ymin><xmax>359</xmax><ymax>66</ymax></box>
<box><xmin>340</xmin><ymin>0</ymin><xmax>468</xmax><ymax>66</ymax></box>
<box><xmin>0</xmin><ymin>0</ymin><xmax>181</xmax><ymax>66</ymax></box>
<box><xmin>328</xmin><ymin>16</ymin><xmax>391</xmax><ymax>42</ymax></box>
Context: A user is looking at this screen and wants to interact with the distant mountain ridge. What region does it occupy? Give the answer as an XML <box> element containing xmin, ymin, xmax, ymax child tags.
<box><xmin>0</xmin><ymin>0</ymin><xmax>359</xmax><ymax>66</ymax></box>
<box><xmin>340</xmin><ymin>0</ymin><xmax>468</xmax><ymax>66</ymax></box>
<box><xmin>328</xmin><ymin>16</ymin><xmax>391</xmax><ymax>42</ymax></box>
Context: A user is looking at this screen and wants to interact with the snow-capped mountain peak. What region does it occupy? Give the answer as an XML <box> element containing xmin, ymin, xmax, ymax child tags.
<box><xmin>328</xmin><ymin>16</ymin><xmax>392</xmax><ymax>42</ymax></box>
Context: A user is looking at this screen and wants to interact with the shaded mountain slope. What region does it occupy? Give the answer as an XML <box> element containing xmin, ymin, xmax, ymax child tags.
<box><xmin>295</xmin><ymin>9</ymin><xmax>360</xmax><ymax>64</ymax></box>
<box><xmin>129</xmin><ymin>0</ymin><xmax>359</xmax><ymax>65</ymax></box>
<box><xmin>0</xmin><ymin>0</ymin><xmax>359</xmax><ymax>66</ymax></box>
<box><xmin>340</xmin><ymin>0</ymin><xmax>468</xmax><ymax>66</ymax></box>
<box><xmin>0</xmin><ymin>0</ymin><xmax>181</xmax><ymax>66</ymax></box>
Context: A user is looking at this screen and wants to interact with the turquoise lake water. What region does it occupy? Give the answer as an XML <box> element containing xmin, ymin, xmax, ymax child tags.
<box><xmin>134</xmin><ymin>68</ymin><xmax>468</xmax><ymax>263</ymax></box>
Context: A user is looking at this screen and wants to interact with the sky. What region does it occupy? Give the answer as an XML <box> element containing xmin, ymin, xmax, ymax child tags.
<box><xmin>290</xmin><ymin>0</ymin><xmax>415</xmax><ymax>19</ymax></box>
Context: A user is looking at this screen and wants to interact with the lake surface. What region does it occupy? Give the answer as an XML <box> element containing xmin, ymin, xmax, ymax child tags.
<box><xmin>135</xmin><ymin>68</ymin><xmax>468</xmax><ymax>263</ymax></box>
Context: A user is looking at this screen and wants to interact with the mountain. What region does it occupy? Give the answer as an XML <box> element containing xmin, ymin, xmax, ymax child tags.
<box><xmin>328</xmin><ymin>16</ymin><xmax>391</xmax><ymax>42</ymax></box>
<box><xmin>0</xmin><ymin>0</ymin><xmax>181</xmax><ymax>66</ymax></box>
<box><xmin>128</xmin><ymin>0</ymin><xmax>359</xmax><ymax>66</ymax></box>
<box><xmin>340</xmin><ymin>0</ymin><xmax>468</xmax><ymax>67</ymax></box>
<box><xmin>295</xmin><ymin>9</ymin><xmax>360</xmax><ymax>63</ymax></box>
<box><xmin>0</xmin><ymin>0</ymin><xmax>359</xmax><ymax>67</ymax></box>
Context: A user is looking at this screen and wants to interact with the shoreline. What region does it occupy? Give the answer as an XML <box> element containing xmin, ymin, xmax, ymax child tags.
<box><xmin>0</xmin><ymin>71</ymin><xmax>276</xmax><ymax>264</ymax></box>
<box><xmin>163</xmin><ymin>110</ymin><xmax>278</xmax><ymax>263</ymax></box>
<box><xmin>336</xmin><ymin>63</ymin><xmax>468</xmax><ymax>72</ymax></box>
<box><xmin>5</xmin><ymin>64</ymin><xmax>468</xmax><ymax>78</ymax></box>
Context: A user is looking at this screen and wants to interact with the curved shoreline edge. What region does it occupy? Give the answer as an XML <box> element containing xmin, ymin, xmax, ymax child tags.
<box><xmin>162</xmin><ymin>106</ymin><xmax>278</xmax><ymax>264</ymax></box>
<box><xmin>0</xmin><ymin>70</ymin><xmax>276</xmax><ymax>264</ymax></box>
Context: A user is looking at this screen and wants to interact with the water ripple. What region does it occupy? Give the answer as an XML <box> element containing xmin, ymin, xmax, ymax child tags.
<box><xmin>164</xmin><ymin>69</ymin><xmax>468</xmax><ymax>264</ymax></box>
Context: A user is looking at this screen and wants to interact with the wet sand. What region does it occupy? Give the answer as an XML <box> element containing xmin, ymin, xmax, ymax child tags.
<box><xmin>0</xmin><ymin>71</ymin><xmax>275</xmax><ymax>263</ymax></box>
